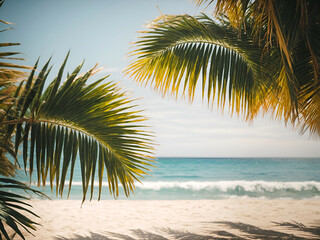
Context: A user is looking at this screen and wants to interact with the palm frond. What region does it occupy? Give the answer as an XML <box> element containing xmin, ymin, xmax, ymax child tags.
<box><xmin>0</xmin><ymin>178</ymin><xmax>47</xmax><ymax>240</ymax></box>
<box><xmin>125</xmin><ymin>14</ymin><xmax>273</xmax><ymax>117</ymax></box>
<box><xmin>195</xmin><ymin>0</ymin><xmax>319</xmax><ymax>82</ymax></box>
<box><xmin>9</xmin><ymin>55</ymin><xmax>154</xmax><ymax>202</ymax></box>
<box><xmin>0</xmin><ymin>15</ymin><xmax>29</xmax><ymax>177</ymax></box>
<box><xmin>194</xmin><ymin>0</ymin><xmax>249</xmax><ymax>29</ymax></box>
<box><xmin>294</xmin><ymin>42</ymin><xmax>320</xmax><ymax>137</ymax></box>
<box><xmin>125</xmin><ymin>7</ymin><xmax>320</xmax><ymax>137</ymax></box>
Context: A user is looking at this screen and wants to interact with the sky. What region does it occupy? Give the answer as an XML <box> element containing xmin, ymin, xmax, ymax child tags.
<box><xmin>1</xmin><ymin>0</ymin><xmax>319</xmax><ymax>157</ymax></box>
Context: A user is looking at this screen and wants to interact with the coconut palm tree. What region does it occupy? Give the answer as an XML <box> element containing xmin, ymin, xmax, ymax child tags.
<box><xmin>124</xmin><ymin>0</ymin><xmax>320</xmax><ymax>137</ymax></box>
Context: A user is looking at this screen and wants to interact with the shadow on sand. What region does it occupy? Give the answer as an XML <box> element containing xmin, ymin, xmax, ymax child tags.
<box><xmin>54</xmin><ymin>221</ymin><xmax>320</xmax><ymax>240</ymax></box>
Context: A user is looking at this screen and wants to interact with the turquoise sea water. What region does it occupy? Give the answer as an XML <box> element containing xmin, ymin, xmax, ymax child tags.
<box><xmin>16</xmin><ymin>157</ymin><xmax>320</xmax><ymax>200</ymax></box>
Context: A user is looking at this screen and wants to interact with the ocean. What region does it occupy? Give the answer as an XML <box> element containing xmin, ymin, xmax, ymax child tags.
<box><xmin>16</xmin><ymin>157</ymin><xmax>320</xmax><ymax>200</ymax></box>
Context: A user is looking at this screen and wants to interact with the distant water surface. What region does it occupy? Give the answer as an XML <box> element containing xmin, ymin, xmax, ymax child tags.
<box><xmin>16</xmin><ymin>157</ymin><xmax>320</xmax><ymax>200</ymax></box>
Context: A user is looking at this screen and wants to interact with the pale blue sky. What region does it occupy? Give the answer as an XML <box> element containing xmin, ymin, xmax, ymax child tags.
<box><xmin>1</xmin><ymin>0</ymin><xmax>319</xmax><ymax>157</ymax></box>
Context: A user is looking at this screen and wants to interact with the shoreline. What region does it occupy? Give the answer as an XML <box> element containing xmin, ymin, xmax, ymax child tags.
<box><xmin>15</xmin><ymin>199</ymin><xmax>320</xmax><ymax>239</ymax></box>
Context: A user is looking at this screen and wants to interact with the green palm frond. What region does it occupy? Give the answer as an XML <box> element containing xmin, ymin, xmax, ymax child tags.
<box><xmin>125</xmin><ymin>9</ymin><xmax>320</xmax><ymax>137</ymax></box>
<box><xmin>0</xmin><ymin>178</ymin><xmax>47</xmax><ymax>240</ymax></box>
<box><xmin>125</xmin><ymin>14</ymin><xmax>277</xmax><ymax>117</ymax></box>
<box><xmin>4</xmin><ymin>54</ymin><xmax>154</xmax><ymax>202</ymax></box>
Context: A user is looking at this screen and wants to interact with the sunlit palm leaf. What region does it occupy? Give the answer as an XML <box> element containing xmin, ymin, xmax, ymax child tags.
<box><xmin>194</xmin><ymin>0</ymin><xmax>319</xmax><ymax>80</ymax></box>
<box><xmin>294</xmin><ymin>42</ymin><xmax>320</xmax><ymax>136</ymax></box>
<box><xmin>125</xmin><ymin>14</ymin><xmax>278</xmax><ymax>117</ymax></box>
<box><xmin>125</xmin><ymin>9</ymin><xmax>320</xmax><ymax>137</ymax></box>
<box><xmin>0</xmin><ymin>178</ymin><xmax>47</xmax><ymax>240</ymax></box>
<box><xmin>193</xmin><ymin>0</ymin><xmax>320</xmax><ymax>137</ymax></box>
<box><xmin>195</xmin><ymin>2</ymin><xmax>320</xmax><ymax>136</ymax></box>
<box><xmin>11</xmin><ymin>55</ymin><xmax>154</xmax><ymax>202</ymax></box>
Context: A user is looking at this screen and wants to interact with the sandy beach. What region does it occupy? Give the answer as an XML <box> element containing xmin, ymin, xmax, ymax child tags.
<box><xmin>13</xmin><ymin>199</ymin><xmax>320</xmax><ymax>239</ymax></box>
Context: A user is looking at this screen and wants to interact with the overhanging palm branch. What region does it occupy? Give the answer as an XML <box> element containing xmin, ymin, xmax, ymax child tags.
<box><xmin>0</xmin><ymin>178</ymin><xmax>47</xmax><ymax>240</ymax></box>
<box><xmin>125</xmin><ymin>12</ymin><xmax>320</xmax><ymax>137</ymax></box>
<box><xmin>2</xmin><ymin>53</ymin><xmax>154</xmax><ymax>202</ymax></box>
<box><xmin>125</xmin><ymin>14</ymin><xmax>294</xmax><ymax>118</ymax></box>
<box><xmin>194</xmin><ymin>1</ymin><xmax>320</xmax><ymax>135</ymax></box>
<box><xmin>194</xmin><ymin>0</ymin><xmax>319</xmax><ymax>81</ymax></box>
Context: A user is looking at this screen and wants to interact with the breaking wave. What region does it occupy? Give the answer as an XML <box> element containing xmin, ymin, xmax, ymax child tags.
<box><xmin>36</xmin><ymin>180</ymin><xmax>320</xmax><ymax>199</ymax></box>
<box><xmin>135</xmin><ymin>180</ymin><xmax>320</xmax><ymax>192</ymax></box>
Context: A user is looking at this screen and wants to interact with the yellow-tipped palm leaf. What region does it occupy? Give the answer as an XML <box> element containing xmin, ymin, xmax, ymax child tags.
<box><xmin>125</xmin><ymin>11</ymin><xmax>320</xmax><ymax>137</ymax></box>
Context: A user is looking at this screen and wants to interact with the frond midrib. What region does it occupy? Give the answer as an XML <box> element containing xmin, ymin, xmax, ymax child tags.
<box><xmin>136</xmin><ymin>38</ymin><xmax>260</xmax><ymax>77</ymax></box>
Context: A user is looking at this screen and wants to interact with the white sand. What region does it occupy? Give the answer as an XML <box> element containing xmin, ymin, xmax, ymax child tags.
<box><xmin>15</xmin><ymin>199</ymin><xmax>320</xmax><ymax>239</ymax></box>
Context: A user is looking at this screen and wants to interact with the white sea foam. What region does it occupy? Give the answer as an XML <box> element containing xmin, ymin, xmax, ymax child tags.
<box><xmin>45</xmin><ymin>180</ymin><xmax>320</xmax><ymax>192</ymax></box>
<box><xmin>134</xmin><ymin>181</ymin><xmax>320</xmax><ymax>192</ymax></box>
